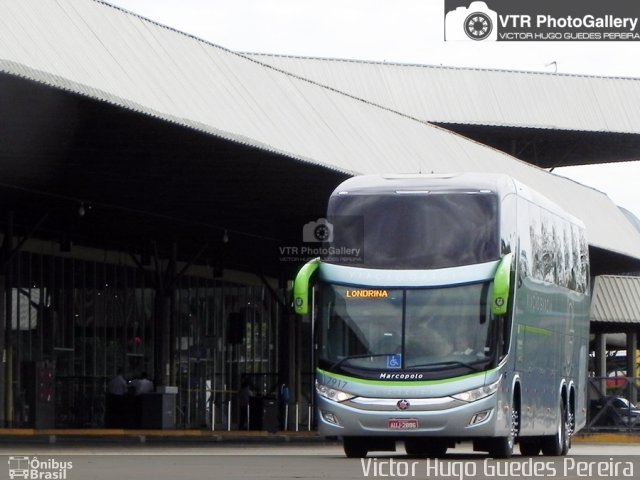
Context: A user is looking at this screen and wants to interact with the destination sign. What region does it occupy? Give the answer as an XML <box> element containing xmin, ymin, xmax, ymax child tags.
<box><xmin>345</xmin><ymin>289</ymin><xmax>389</xmax><ymax>298</ymax></box>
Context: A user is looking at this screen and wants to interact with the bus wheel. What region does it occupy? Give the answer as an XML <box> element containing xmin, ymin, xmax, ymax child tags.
<box><xmin>404</xmin><ymin>439</ymin><xmax>447</xmax><ymax>457</ymax></box>
<box><xmin>565</xmin><ymin>405</ymin><xmax>575</xmax><ymax>454</ymax></box>
<box><xmin>541</xmin><ymin>401</ymin><xmax>568</xmax><ymax>456</ymax></box>
<box><xmin>489</xmin><ymin>403</ymin><xmax>518</xmax><ymax>458</ymax></box>
<box><xmin>343</xmin><ymin>437</ymin><xmax>369</xmax><ymax>458</ymax></box>
<box><xmin>519</xmin><ymin>438</ymin><xmax>541</xmax><ymax>456</ymax></box>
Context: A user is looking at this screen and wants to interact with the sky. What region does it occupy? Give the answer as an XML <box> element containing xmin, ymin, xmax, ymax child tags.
<box><xmin>105</xmin><ymin>0</ymin><xmax>640</xmax><ymax>220</ymax></box>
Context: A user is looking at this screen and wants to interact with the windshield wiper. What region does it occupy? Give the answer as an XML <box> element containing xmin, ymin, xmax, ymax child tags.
<box><xmin>407</xmin><ymin>360</ymin><xmax>482</xmax><ymax>372</ymax></box>
<box><xmin>331</xmin><ymin>353</ymin><xmax>397</xmax><ymax>370</ymax></box>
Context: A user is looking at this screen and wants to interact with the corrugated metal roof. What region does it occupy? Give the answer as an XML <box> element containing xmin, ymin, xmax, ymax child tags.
<box><xmin>247</xmin><ymin>54</ymin><xmax>640</xmax><ymax>134</ymax></box>
<box><xmin>1</xmin><ymin>0</ymin><xmax>640</xmax><ymax>261</ymax></box>
<box><xmin>621</xmin><ymin>208</ymin><xmax>640</xmax><ymax>234</ymax></box>
<box><xmin>591</xmin><ymin>275</ymin><xmax>640</xmax><ymax>324</ymax></box>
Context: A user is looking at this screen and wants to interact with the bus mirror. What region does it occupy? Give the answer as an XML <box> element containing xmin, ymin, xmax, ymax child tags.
<box><xmin>293</xmin><ymin>257</ymin><xmax>320</xmax><ymax>315</ymax></box>
<box><xmin>492</xmin><ymin>253</ymin><xmax>512</xmax><ymax>316</ymax></box>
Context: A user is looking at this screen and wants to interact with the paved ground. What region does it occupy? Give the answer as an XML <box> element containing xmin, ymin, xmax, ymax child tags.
<box><xmin>1</xmin><ymin>429</ymin><xmax>638</xmax><ymax>479</ymax></box>
<box><xmin>1</xmin><ymin>443</ymin><xmax>639</xmax><ymax>480</ymax></box>
<box><xmin>1</xmin><ymin>427</ymin><xmax>638</xmax><ymax>443</ymax></box>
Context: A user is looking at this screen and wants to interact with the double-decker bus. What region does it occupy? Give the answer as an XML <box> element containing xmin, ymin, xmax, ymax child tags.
<box><xmin>293</xmin><ymin>173</ymin><xmax>590</xmax><ymax>458</ymax></box>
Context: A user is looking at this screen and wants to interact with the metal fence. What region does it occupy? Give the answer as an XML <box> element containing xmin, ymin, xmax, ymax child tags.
<box><xmin>585</xmin><ymin>376</ymin><xmax>639</xmax><ymax>433</ymax></box>
<box><xmin>8</xmin><ymin>249</ymin><xmax>284</xmax><ymax>429</ymax></box>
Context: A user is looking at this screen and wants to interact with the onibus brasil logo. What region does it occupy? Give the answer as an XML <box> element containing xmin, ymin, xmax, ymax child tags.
<box><xmin>8</xmin><ymin>456</ymin><xmax>73</xmax><ymax>479</ymax></box>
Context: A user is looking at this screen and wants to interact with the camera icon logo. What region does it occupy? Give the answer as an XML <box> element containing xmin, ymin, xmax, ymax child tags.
<box><xmin>303</xmin><ymin>218</ymin><xmax>334</xmax><ymax>243</ymax></box>
<box><xmin>445</xmin><ymin>1</ymin><xmax>498</xmax><ymax>41</ymax></box>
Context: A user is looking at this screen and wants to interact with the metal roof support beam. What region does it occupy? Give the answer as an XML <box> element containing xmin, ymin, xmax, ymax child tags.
<box><xmin>1</xmin><ymin>213</ymin><xmax>48</xmax><ymax>270</ymax></box>
<box><xmin>1</xmin><ymin>211</ymin><xmax>14</xmax><ymax>426</ymax></box>
<box><xmin>150</xmin><ymin>240</ymin><xmax>177</xmax><ymax>388</ymax></box>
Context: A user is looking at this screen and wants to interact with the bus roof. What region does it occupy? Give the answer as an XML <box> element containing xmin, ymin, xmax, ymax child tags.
<box><xmin>331</xmin><ymin>173</ymin><xmax>584</xmax><ymax>228</ymax></box>
<box><xmin>332</xmin><ymin>173</ymin><xmax>513</xmax><ymax>194</ymax></box>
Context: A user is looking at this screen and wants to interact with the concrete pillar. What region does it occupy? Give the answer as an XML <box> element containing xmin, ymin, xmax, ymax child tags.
<box><xmin>0</xmin><ymin>275</ymin><xmax>5</xmax><ymax>426</ymax></box>
<box><xmin>2</xmin><ymin>213</ymin><xmax>14</xmax><ymax>427</ymax></box>
<box><xmin>594</xmin><ymin>333</ymin><xmax>607</xmax><ymax>397</ymax></box>
<box><xmin>626</xmin><ymin>332</ymin><xmax>637</xmax><ymax>404</ymax></box>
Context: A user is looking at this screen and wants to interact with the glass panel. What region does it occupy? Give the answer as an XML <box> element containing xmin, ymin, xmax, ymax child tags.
<box><xmin>317</xmin><ymin>285</ymin><xmax>403</xmax><ymax>369</ymax></box>
<box><xmin>404</xmin><ymin>283</ymin><xmax>492</xmax><ymax>369</ymax></box>
<box><xmin>327</xmin><ymin>193</ymin><xmax>499</xmax><ymax>269</ymax></box>
<box><xmin>317</xmin><ymin>282</ymin><xmax>493</xmax><ymax>372</ymax></box>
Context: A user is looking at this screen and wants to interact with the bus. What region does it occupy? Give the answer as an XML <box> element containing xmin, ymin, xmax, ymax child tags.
<box><xmin>293</xmin><ymin>173</ymin><xmax>590</xmax><ymax>458</ymax></box>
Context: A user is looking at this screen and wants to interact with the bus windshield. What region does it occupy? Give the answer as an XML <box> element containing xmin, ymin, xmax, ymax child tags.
<box><xmin>317</xmin><ymin>282</ymin><xmax>493</xmax><ymax>373</ymax></box>
<box><xmin>327</xmin><ymin>192</ymin><xmax>499</xmax><ymax>269</ymax></box>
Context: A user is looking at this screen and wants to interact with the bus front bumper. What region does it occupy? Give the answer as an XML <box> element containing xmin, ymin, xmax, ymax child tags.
<box><xmin>317</xmin><ymin>393</ymin><xmax>503</xmax><ymax>438</ymax></box>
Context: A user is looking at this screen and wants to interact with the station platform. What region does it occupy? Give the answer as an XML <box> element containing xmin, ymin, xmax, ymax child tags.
<box><xmin>0</xmin><ymin>428</ymin><xmax>638</xmax><ymax>445</ymax></box>
<box><xmin>0</xmin><ymin>428</ymin><xmax>323</xmax><ymax>444</ymax></box>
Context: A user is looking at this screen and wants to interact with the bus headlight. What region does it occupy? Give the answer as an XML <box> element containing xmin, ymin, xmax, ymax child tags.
<box><xmin>451</xmin><ymin>378</ymin><xmax>501</xmax><ymax>403</ymax></box>
<box><xmin>316</xmin><ymin>381</ymin><xmax>355</xmax><ymax>403</ymax></box>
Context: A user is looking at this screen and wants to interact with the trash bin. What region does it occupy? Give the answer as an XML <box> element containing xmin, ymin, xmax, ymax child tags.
<box><xmin>262</xmin><ymin>397</ymin><xmax>279</xmax><ymax>433</ymax></box>
<box><xmin>140</xmin><ymin>389</ymin><xmax>177</xmax><ymax>429</ymax></box>
<box><xmin>248</xmin><ymin>396</ymin><xmax>278</xmax><ymax>432</ymax></box>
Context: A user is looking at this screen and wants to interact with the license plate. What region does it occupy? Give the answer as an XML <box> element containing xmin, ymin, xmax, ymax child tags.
<box><xmin>388</xmin><ymin>419</ymin><xmax>418</xmax><ymax>430</ymax></box>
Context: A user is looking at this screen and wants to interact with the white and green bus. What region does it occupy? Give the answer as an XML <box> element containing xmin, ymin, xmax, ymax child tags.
<box><xmin>293</xmin><ymin>173</ymin><xmax>590</xmax><ymax>458</ymax></box>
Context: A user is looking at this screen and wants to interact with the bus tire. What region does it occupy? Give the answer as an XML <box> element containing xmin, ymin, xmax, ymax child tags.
<box><xmin>519</xmin><ymin>438</ymin><xmax>541</xmax><ymax>456</ymax></box>
<box><xmin>404</xmin><ymin>439</ymin><xmax>447</xmax><ymax>457</ymax></box>
<box><xmin>489</xmin><ymin>402</ymin><xmax>519</xmax><ymax>458</ymax></box>
<box><xmin>541</xmin><ymin>401</ymin><xmax>568</xmax><ymax>456</ymax></box>
<box><xmin>343</xmin><ymin>437</ymin><xmax>368</xmax><ymax>458</ymax></box>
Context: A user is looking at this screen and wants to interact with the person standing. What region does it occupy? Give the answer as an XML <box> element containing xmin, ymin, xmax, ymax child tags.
<box><xmin>108</xmin><ymin>369</ymin><xmax>128</xmax><ymax>395</ymax></box>
<box><xmin>106</xmin><ymin>368</ymin><xmax>128</xmax><ymax>427</ymax></box>
<box><xmin>131</xmin><ymin>371</ymin><xmax>154</xmax><ymax>395</ymax></box>
<box><xmin>238</xmin><ymin>379</ymin><xmax>254</xmax><ymax>430</ymax></box>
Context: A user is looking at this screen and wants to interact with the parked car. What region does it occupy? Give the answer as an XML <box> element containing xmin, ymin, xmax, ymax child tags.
<box><xmin>590</xmin><ymin>396</ymin><xmax>640</xmax><ymax>428</ymax></box>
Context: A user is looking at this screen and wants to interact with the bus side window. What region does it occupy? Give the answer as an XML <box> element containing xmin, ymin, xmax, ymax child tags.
<box><xmin>500</xmin><ymin>316</ymin><xmax>511</xmax><ymax>359</ymax></box>
<box><xmin>492</xmin><ymin>314</ymin><xmax>511</xmax><ymax>364</ymax></box>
